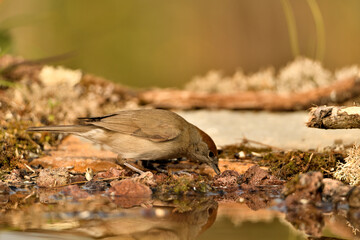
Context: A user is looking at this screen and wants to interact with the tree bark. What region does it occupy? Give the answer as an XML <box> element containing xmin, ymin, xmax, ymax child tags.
<box><xmin>140</xmin><ymin>77</ymin><xmax>360</xmax><ymax>111</ymax></box>
<box><xmin>307</xmin><ymin>106</ymin><xmax>360</xmax><ymax>129</ymax></box>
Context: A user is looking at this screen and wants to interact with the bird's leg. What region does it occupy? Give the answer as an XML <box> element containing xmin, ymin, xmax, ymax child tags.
<box><xmin>123</xmin><ymin>163</ymin><xmax>145</xmax><ymax>174</ymax></box>
<box><xmin>116</xmin><ymin>155</ymin><xmax>146</xmax><ymax>174</ymax></box>
<box><xmin>115</xmin><ymin>156</ymin><xmax>126</xmax><ymax>166</ymax></box>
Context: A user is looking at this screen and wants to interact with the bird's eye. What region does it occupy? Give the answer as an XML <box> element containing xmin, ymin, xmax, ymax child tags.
<box><xmin>208</xmin><ymin>151</ymin><xmax>215</xmax><ymax>158</ymax></box>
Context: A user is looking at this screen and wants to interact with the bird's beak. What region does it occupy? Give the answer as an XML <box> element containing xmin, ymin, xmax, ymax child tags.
<box><xmin>210</xmin><ymin>160</ymin><xmax>221</xmax><ymax>175</ymax></box>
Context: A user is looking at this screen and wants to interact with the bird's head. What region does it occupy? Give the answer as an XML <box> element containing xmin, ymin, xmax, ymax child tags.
<box><xmin>188</xmin><ymin>126</ymin><xmax>220</xmax><ymax>175</ymax></box>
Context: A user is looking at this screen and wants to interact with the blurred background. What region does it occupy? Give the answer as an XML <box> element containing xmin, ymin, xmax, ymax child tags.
<box><xmin>0</xmin><ymin>0</ymin><xmax>359</xmax><ymax>88</ymax></box>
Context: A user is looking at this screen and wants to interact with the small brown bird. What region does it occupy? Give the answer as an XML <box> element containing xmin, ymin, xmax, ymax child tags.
<box><xmin>27</xmin><ymin>109</ymin><xmax>220</xmax><ymax>174</ymax></box>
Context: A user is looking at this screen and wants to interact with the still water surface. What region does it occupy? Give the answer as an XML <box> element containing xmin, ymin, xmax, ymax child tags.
<box><xmin>0</xmin><ymin>185</ymin><xmax>355</xmax><ymax>240</ymax></box>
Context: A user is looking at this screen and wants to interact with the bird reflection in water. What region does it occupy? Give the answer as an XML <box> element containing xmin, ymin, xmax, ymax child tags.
<box><xmin>1</xmin><ymin>193</ymin><xmax>218</xmax><ymax>240</ymax></box>
<box><xmin>74</xmin><ymin>198</ymin><xmax>218</xmax><ymax>239</ymax></box>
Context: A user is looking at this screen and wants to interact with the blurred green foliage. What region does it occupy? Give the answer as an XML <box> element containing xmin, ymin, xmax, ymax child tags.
<box><xmin>0</xmin><ymin>0</ymin><xmax>359</xmax><ymax>88</ymax></box>
<box><xmin>0</xmin><ymin>29</ymin><xmax>11</xmax><ymax>56</ymax></box>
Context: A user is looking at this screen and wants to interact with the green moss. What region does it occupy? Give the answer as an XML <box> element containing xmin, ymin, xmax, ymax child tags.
<box><xmin>0</xmin><ymin>120</ymin><xmax>61</xmax><ymax>170</ymax></box>
<box><xmin>282</xmin><ymin>174</ymin><xmax>300</xmax><ymax>196</ymax></box>
<box><xmin>156</xmin><ymin>195</ymin><xmax>216</xmax><ymax>213</ymax></box>
<box><xmin>219</xmin><ymin>143</ymin><xmax>271</xmax><ymax>159</ymax></box>
<box><xmin>156</xmin><ymin>175</ymin><xmax>212</xmax><ymax>196</ymax></box>
<box><xmin>260</xmin><ymin>150</ymin><xmax>345</xmax><ymax>180</ymax></box>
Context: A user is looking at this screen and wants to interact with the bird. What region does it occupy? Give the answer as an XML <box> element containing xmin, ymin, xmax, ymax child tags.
<box><xmin>27</xmin><ymin>109</ymin><xmax>220</xmax><ymax>174</ymax></box>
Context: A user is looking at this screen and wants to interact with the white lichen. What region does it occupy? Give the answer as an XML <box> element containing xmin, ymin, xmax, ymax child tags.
<box><xmin>185</xmin><ymin>57</ymin><xmax>360</xmax><ymax>94</ymax></box>
<box><xmin>185</xmin><ymin>68</ymin><xmax>275</xmax><ymax>94</ymax></box>
<box><xmin>334</xmin><ymin>144</ymin><xmax>360</xmax><ymax>185</ymax></box>
<box><xmin>276</xmin><ymin>57</ymin><xmax>332</xmax><ymax>93</ymax></box>
<box><xmin>335</xmin><ymin>65</ymin><xmax>360</xmax><ymax>81</ymax></box>
<box><xmin>39</xmin><ymin>65</ymin><xmax>82</xmax><ymax>88</ymax></box>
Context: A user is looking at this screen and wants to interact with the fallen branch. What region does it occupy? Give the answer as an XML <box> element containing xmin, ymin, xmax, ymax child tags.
<box><xmin>140</xmin><ymin>77</ymin><xmax>360</xmax><ymax>111</ymax></box>
<box><xmin>307</xmin><ymin>106</ymin><xmax>360</xmax><ymax>129</ymax></box>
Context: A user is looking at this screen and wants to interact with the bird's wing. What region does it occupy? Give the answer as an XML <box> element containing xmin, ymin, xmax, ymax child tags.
<box><xmin>79</xmin><ymin>111</ymin><xmax>182</xmax><ymax>142</ymax></box>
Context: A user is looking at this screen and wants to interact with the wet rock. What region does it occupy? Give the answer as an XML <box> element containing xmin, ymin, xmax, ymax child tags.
<box><xmin>94</xmin><ymin>167</ymin><xmax>124</xmax><ymax>180</ymax></box>
<box><xmin>61</xmin><ymin>185</ymin><xmax>90</xmax><ymax>200</ymax></box>
<box><xmin>0</xmin><ymin>194</ymin><xmax>9</xmax><ymax>204</ymax></box>
<box><xmin>285</xmin><ymin>205</ymin><xmax>324</xmax><ymax>237</ymax></box>
<box><xmin>0</xmin><ymin>182</ymin><xmax>10</xmax><ymax>204</ymax></box>
<box><xmin>70</xmin><ymin>174</ymin><xmax>86</xmax><ymax>183</ymax></box>
<box><xmin>214</xmin><ymin>192</ymin><xmax>240</xmax><ymax>202</ymax></box>
<box><xmin>109</xmin><ymin>179</ymin><xmax>152</xmax><ymax>197</ymax></box>
<box><xmin>212</xmin><ymin>170</ymin><xmax>240</xmax><ymax>192</ymax></box>
<box><xmin>241</xmin><ymin>190</ymin><xmax>275</xmax><ymax>210</ymax></box>
<box><xmin>38</xmin><ymin>188</ymin><xmax>62</xmax><ymax>204</ymax></box>
<box><xmin>110</xmin><ymin>195</ymin><xmax>151</xmax><ymax>208</ymax></box>
<box><xmin>108</xmin><ymin>179</ymin><xmax>152</xmax><ymax>208</ymax></box>
<box><xmin>239</xmin><ymin>165</ymin><xmax>284</xmax><ymax>189</ymax></box>
<box><xmin>36</xmin><ymin>167</ymin><xmax>70</xmax><ymax>187</ymax></box>
<box><xmin>0</xmin><ymin>182</ymin><xmax>10</xmax><ymax>194</ymax></box>
<box><xmin>347</xmin><ymin>208</ymin><xmax>360</xmax><ymax>232</ymax></box>
<box><xmin>348</xmin><ymin>186</ymin><xmax>360</xmax><ymax>208</ymax></box>
<box><xmin>83</xmin><ymin>180</ymin><xmax>107</xmax><ymax>192</ymax></box>
<box><xmin>133</xmin><ymin>171</ymin><xmax>156</xmax><ymax>187</ymax></box>
<box><xmin>284</xmin><ymin>172</ymin><xmax>323</xmax><ymax>206</ymax></box>
<box><xmin>4</xmin><ymin>169</ymin><xmax>22</xmax><ymax>184</ymax></box>
<box><xmin>322</xmin><ymin>178</ymin><xmax>351</xmax><ymax>202</ymax></box>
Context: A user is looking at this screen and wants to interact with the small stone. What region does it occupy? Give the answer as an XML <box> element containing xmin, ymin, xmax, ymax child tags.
<box><xmin>70</xmin><ymin>175</ymin><xmax>86</xmax><ymax>183</ymax></box>
<box><xmin>322</xmin><ymin>178</ymin><xmax>350</xmax><ymax>202</ymax></box>
<box><xmin>234</xmin><ymin>151</ymin><xmax>246</xmax><ymax>159</ymax></box>
<box><xmin>0</xmin><ymin>182</ymin><xmax>10</xmax><ymax>194</ymax></box>
<box><xmin>108</xmin><ymin>179</ymin><xmax>152</xmax><ymax>197</ymax></box>
<box><xmin>38</xmin><ymin>189</ymin><xmax>60</xmax><ymax>204</ymax></box>
<box><xmin>4</xmin><ymin>169</ymin><xmax>22</xmax><ymax>184</ymax></box>
<box><xmin>83</xmin><ymin>180</ymin><xmax>107</xmax><ymax>192</ymax></box>
<box><xmin>94</xmin><ymin>167</ymin><xmax>124</xmax><ymax>180</ymax></box>
<box><xmin>239</xmin><ymin>165</ymin><xmax>284</xmax><ymax>187</ymax></box>
<box><xmin>108</xmin><ymin>179</ymin><xmax>152</xmax><ymax>208</ymax></box>
<box><xmin>348</xmin><ymin>187</ymin><xmax>360</xmax><ymax>208</ymax></box>
<box><xmin>37</xmin><ymin>167</ymin><xmax>70</xmax><ymax>187</ymax></box>
<box><xmin>85</xmin><ymin>167</ymin><xmax>94</xmax><ymax>181</ymax></box>
<box><xmin>133</xmin><ymin>171</ymin><xmax>156</xmax><ymax>186</ymax></box>
<box><xmin>284</xmin><ymin>172</ymin><xmax>323</xmax><ymax>207</ymax></box>
<box><xmin>212</xmin><ymin>170</ymin><xmax>240</xmax><ymax>192</ymax></box>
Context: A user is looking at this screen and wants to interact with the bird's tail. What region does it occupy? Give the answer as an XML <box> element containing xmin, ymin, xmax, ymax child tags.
<box><xmin>27</xmin><ymin>125</ymin><xmax>93</xmax><ymax>133</ymax></box>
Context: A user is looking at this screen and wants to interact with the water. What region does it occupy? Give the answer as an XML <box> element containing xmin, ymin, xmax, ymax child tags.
<box><xmin>0</xmin><ymin>186</ymin><xmax>356</xmax><ymax>240</ymax></box>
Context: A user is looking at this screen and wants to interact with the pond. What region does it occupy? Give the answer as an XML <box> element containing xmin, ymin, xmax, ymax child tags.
<box><xmin>0</xmin><ymin>183</ymin><xmax>356</xmax><ymax>240</ymax></box>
